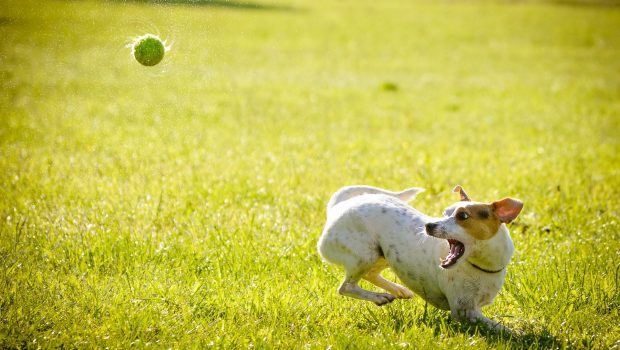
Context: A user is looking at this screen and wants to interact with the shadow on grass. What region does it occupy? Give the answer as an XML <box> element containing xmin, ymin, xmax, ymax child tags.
<box><xmin>365</xmin><ymin>305</ymin><xmax>563</xmax><ymax>348</ymax></box>
<box><xmin>0</xmin><ymin>17</ymin><xmax>17</xmax><ymax>26</ymax></box>
<box><xmin>442</xmin><ymin>320</ymin><xmax>563</xmax><ymax>349</ymax></box>
<box><xmin>112</xmin><ymin>0</ymin><xmax>299</xmax><ymax>11</ymax></box>
<box><xmin>546</xmin><ymin>0</ymin><xmax>620</xmax><ymax>7</ymax></box>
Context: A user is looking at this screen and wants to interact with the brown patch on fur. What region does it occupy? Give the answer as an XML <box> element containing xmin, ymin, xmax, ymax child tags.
<box><xmin>454</xmin><ymin>204</ymin><xmax>501</xmax><ymax>240</ymax></box>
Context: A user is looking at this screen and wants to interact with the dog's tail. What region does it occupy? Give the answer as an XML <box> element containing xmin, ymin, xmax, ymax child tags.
<box><xmin>327</xmin><ymin>185</ymin><xmax>425</xmax><ymax>210</ymax></box>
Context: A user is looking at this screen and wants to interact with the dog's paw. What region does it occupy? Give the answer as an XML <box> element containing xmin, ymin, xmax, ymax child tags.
<box><xmin>492</xmin><ymin>322</ymin><xmax>521</xmax><ymax>336</ymax></box>
<box><xmin>393</xmin><ymin>286</ymin><xmax>414</xmax><ymax>299</ymax></box>
<box><xmin>374</xmin><ymin>293</ymin><xmax>396</xmax><ymax>306</ymax></box>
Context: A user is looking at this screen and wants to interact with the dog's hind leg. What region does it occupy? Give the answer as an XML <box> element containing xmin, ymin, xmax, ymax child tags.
<box><xmin>363</xmin><ymin>259</ymin><xmax>414</xmax><ymax>299</ymax></box>
<box><xmin>338</xmin><ymin>271</ymin><xmax>396</xmax><ymax>306</ymax></box>
<box><xmin>338</xmin><ymin>261</ymin><xmax>397</xmax><ymax>306</ymax></box>
<box><xmin>319</xmin><ymin>226</ymin><xmax>396</xmax><ymax>305</ymax></box>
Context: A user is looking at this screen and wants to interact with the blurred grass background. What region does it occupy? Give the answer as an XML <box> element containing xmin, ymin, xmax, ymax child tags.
<box><xmin>1</xmin><ymin>0</ymin><xmax>619</xmax><ymax>348</ymax></box>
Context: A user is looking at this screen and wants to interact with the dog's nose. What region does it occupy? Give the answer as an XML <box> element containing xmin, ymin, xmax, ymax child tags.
<box><xmin>425</xmin><ymin>222</ymin><xmax>438</xmax><ymax>234</ymax></box>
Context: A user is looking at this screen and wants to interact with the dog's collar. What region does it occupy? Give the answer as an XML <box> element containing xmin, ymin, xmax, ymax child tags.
<box><xmin>468</xmin><ymin>260</ymin><xmax>505</xmax><ymax>274</ymax></box>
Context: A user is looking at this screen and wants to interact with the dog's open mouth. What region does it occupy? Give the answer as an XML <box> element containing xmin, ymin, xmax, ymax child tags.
<box><xmin>441</xmin><ymin>239</ymin><xmax>465</xmax><ymax>268</ymax></box>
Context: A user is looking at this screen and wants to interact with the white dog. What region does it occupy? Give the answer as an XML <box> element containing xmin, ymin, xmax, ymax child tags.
<box><xmin>317</xmin><ymin>185</ymin><xmax>523</xmax><ymax>331</ymax></box>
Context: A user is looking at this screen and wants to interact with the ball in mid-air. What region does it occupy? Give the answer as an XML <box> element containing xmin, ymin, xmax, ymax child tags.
<box><xmin>131</xmin><ymin>34</ymin><xmax>165</xmax><ymax>66</ymax></box>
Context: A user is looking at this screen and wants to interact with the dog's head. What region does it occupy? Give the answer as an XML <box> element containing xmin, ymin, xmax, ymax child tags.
<box><xmin>425</xmin><ymin>186</ymin><xmax>523</xmax><ymax>269</ymax></box>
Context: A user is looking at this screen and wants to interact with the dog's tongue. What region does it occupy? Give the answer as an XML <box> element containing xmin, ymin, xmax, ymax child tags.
<box><xmin>441</xmin><ymin>239</ymin><xmax>465</xmax><ymax>268</ymax></box>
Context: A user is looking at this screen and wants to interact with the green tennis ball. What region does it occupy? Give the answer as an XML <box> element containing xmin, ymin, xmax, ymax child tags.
<box><xmin>132</xmin><ymin>34</ymin><xmax>165</xmax><ymax>66</ymax></box>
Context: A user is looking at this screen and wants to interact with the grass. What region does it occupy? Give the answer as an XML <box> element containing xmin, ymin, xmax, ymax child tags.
<box><xmin>1</xmin><ymin>0</ymin><xmax>619</xmax><ymax>348</ymax></box>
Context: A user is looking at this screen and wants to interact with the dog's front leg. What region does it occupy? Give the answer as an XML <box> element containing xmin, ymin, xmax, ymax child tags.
<box><xmin>451</xmin><ymin>309</ymin><xmax>509</xmax><ymax>333</ymax></box>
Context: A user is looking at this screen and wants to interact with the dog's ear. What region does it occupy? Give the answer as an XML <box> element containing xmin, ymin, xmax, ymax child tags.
<box><xmin>453</xmin><ymin>185</ymin><xmax>471</xmax><ymax>201</ymax></box>
<box><xmin>492</xmin><ymin>198</ymin><xmax>523</xmax><ymax>223</ymax></box>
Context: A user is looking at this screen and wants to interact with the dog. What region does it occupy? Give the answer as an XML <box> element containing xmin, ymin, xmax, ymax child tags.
<box><xmin>317</xmin><ymin>185</ymin><xmax>523</xmax><ymax>331</ymax></box>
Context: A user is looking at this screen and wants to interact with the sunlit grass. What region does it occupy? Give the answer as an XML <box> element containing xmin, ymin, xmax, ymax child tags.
<box><xmin>1</xmin><ymin>0</ymin><xmax>619</xmax><ymax>348</ymax></box>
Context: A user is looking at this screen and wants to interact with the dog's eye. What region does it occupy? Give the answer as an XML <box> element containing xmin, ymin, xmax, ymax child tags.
<box><xmin>456</xmin><ymin>212</ymin><xmax>469</xmax><ymax>220</ymax></box>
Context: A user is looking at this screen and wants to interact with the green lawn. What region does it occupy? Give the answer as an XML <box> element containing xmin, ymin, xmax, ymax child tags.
<box><xmin>1</xmin><ymin>0</ymin><xmax>619</xmax><ymax>348</ymax></box>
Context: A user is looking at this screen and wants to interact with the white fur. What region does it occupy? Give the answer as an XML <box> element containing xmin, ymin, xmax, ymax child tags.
<box><xmin>317</xmin><ymin>185</ymin><xmax>515</xmax><ymax>331</ymax></box>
